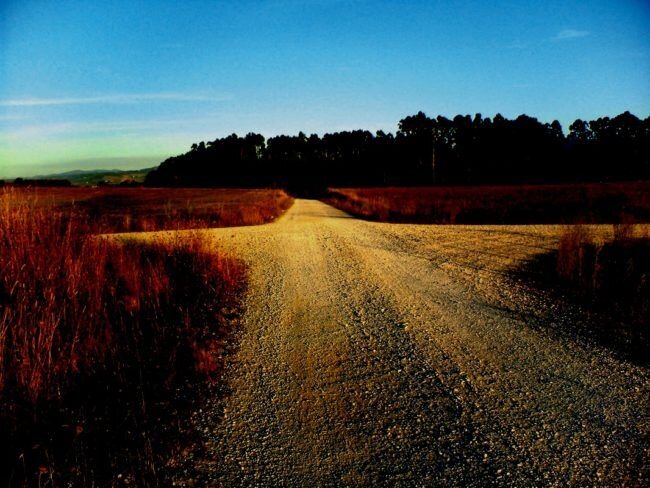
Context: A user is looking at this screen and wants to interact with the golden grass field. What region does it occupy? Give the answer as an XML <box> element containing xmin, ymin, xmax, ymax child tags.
<box><xmin>326</xmin><ymin>181</ymin><xmax>650</xmax><ymax>224</ymax></box>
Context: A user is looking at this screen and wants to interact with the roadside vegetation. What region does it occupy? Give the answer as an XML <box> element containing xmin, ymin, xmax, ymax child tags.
<box><xmin>0</xmin><ymin>188</ymin><xmax>292</xmax><ymax>485</ymax></box>
<box><xmin>552</xmin><ymin>224</ymin><xmax>649</xmax><ymax>361</ymax></box>
<box><xmin>325</xmin><ymin>182</ymin><xmax>650</xmax><ymax>224</ymax></box>
<box><xmin>2</xmin><ymin>187</ymin><xmax>293</xmax><ymax>232</ymax></box>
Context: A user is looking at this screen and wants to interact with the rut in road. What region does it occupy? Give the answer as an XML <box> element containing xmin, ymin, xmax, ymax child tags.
<box><xmin>133</xmin><ymin>199</ymin><xmax>648</xmax><ymax>486</ymax></box>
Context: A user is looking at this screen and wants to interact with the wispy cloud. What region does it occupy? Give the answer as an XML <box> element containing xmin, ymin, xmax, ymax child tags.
<box><xmin>0</xmin><ymin>114</ymin><xmax>31</xmax><ymax>121</ymax></box>
<box><xmin>1</xmin><ymin>115</ymin><xmax>226</xmax><ymax>140</ymax></box>
<box><xmin>552</xmin><ymin>29</ymin><xmax>590</xmax><ymax>41</ymax></box>
<box><xmin>0</xmin><ymin>92</ymin><xmax>230</xmax><ymax>107</ymax></box>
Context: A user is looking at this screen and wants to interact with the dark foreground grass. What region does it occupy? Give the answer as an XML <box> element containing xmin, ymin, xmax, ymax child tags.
<box><xmin>555</xmin><ymin>225</ymin><xmax>649</xmax><ymax>361</ymax></box>
<box><xmin>516</xmin><ymin>224</ymin><xmax>649</xmax><ymax>363</ymax></box>
<box><xmin>0</xmin><ymin>190</ymin><xmax>247</xmax><ymax>485</ymax></box>
<box><xmin>326</xmin><ymin>182</ymin><xmax>650</xmax><ymax>224</ymax></box>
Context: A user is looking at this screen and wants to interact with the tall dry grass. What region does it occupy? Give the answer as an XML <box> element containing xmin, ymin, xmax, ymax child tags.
<box><xmin>0</xmin><ymin>189</ymin><xmax>246</xmax><ymax>485</ymax></box>
<box><xmin>4</xmin><ymin>187</ymin><xmax>294</xmax><ymax>233</ymax></box>
<box><xmin>326</xmin><ymin>182</ymin><xmax>650</xmax><ymax>224</ymax></box>
<box><xmin>555</xmin><ymin>224</ymin><xmax>649</xmax><ymax>359</ymax></box>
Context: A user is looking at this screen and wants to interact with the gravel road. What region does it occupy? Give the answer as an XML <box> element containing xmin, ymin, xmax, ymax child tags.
<box><xmin>136</xmin><ymin>199</ymin><xmax>648</xmax><ymax>486</ymax></box>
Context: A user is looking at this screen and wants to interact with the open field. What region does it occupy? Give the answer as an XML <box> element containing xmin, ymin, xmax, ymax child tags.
<box><xmin>3</xmin><ymin>187</ymin><xmax>293</xmax><ymax>232</ymax></box>
<box><xmin>0</xmin><ymin>188</ymin><xmax>294</xmax><ymax>485</ymax></box>
<box><xmin>123</xmin><ymin>199</ymin><xmax>649</xmax><ymax>485</ymax></box>
<box><xmin>3</xmin><ymin>1</ymin><xmax>648</xmax><ymax>484</ymax></box>
<box><xmin>2</xmin><ymin>188</ymin><xmax>647</xmax><ymax>485</ymax></box>
<box><xmin>326</xmin><ymin>182</ymin><xmax>650</xmax><ymax>224</ymax></box>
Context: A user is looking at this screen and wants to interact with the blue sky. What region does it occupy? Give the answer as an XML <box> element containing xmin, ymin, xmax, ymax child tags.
<box><xmin>1</xmin><ymin>0</ymin><xmax>649</xmax><ymax>177</ymax></box>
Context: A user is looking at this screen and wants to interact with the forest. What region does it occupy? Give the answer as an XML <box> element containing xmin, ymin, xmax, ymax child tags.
<box><xmin>145</xmin><ymin>111</ymin><xmax>650</xmax><ymax>191</ymax></box>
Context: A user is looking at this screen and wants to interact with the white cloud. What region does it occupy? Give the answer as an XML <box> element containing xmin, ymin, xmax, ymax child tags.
<box><xmin>0</xmin><ymin>114</ymin><xmax>229</xmax><ymax>140</ymax></box>
<box><xmin>553</xmin><ymin>29</ymin><xmax>590</xmax><ymax>41</ymax></box>
<box><xmin>0</xmin><ymin>92</ymin><xmax>230</xmax><ymax>107</ymax></box>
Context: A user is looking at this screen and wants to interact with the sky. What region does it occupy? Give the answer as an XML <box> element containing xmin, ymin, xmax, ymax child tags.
<box><xmin>1</xmin><ymin>0</ymin><xmax>649</xmax><ymax>178</ymax></box>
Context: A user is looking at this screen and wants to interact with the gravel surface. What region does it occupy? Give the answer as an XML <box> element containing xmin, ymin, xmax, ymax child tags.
<box><xmin>129</xmin><ymin>199</ymin><xmax>648</xmax><ymax>486</ymax></box>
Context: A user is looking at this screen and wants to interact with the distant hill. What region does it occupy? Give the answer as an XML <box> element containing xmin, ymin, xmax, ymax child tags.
<box><xmin>33</xmin><ymin>167</ymin><xmax>155</xmax><ymax>186</ymax></box>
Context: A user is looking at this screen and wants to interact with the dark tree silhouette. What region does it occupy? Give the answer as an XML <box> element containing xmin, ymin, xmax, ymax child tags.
<box><xmin>145</xmin><ymin>111</ymin><xmax>650</xmax><ymax>190</ymax></box>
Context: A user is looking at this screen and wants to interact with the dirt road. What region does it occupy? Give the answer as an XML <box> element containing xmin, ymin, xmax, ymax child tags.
<box><xmin>136</xmin><ymin>199</ymin><xmax>648</xmax><ymax>485</ymax></box>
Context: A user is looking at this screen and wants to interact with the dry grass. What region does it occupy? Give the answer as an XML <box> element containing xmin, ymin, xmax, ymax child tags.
<box><xmin>4</xmin><ymin>187</ymin><xmax>293</xmax><ymax>233</ymax></box>
<box><xmin>326</xmin><ymin>182</ymin><xmax>650</xmax><ymax>224</ymax></box>
<box><xmin>0</xmin><ymin>188</ymin><xmax>260</xmax><ymax>485</ymax></box>
<box><xmin>553</xmin><ymin>224</ymin><xmax>649</xmax><ymax>359</ymax></box>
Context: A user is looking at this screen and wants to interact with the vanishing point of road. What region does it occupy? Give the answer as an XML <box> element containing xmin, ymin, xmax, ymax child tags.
<box><xmin>136</xmin><ymin>199</ymin><xmax>648</xmax><ymax>486</ymax></box>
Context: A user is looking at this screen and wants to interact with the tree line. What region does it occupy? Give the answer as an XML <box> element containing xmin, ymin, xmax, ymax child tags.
<box><xmin>145</xmin><ymin>111</ymin><xmax>649</xmax><ymax>191</ymax></box>
<box><xmin>9</xmin><ymin>178</ymin><xmax>73</xmax><ymax>187</ymax></box>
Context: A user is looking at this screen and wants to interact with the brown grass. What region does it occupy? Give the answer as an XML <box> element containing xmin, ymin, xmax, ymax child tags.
<box><xmin>0</xmin><ymin>188</ymin><xmax>267</xmax><ymax>485</ymax></box>
<box><xmin>554</xmin><ymin>224</ymin><xmax>649</xmax><ymax>360</ymax></box>
<box><xmin>326</xmin><ymin>182</ymin><xmax>650</xmax><ymax>224</ymax></box>
<box><xmin>4</xmin><ymin>186</ymin><xmax>293</xmax><ymax>233</ymax></box>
